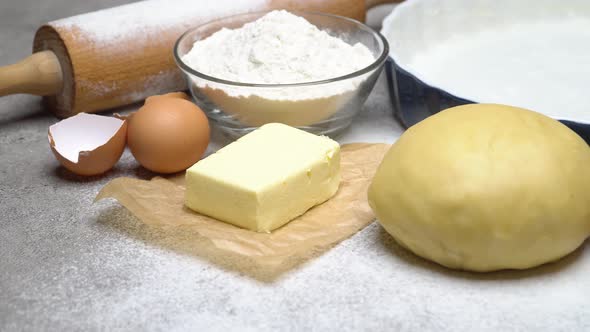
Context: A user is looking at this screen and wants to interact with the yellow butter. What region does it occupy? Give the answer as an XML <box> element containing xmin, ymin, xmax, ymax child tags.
<box><xmin>185</xmin><ymin>123</ymin><xmax>341</xmax><ymax>233</ymax></box>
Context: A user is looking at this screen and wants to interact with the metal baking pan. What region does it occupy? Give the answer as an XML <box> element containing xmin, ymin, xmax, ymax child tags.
<box><xmin>381</xmin><ymin>0</ymin><xmax>590</xmax><ymax>143</ymax></box>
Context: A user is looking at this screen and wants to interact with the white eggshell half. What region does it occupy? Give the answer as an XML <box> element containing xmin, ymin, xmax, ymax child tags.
<box><xmin>48</xmin><ymin>113</ymin><xmax>127</xmax><ymax>176</ymax></box>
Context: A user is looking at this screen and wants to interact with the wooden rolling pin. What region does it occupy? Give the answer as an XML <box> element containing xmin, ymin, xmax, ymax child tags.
<box><xmin>0</xmin><ymin>0</ymin><xmax>397</xmax><ymax>118</ymax></box>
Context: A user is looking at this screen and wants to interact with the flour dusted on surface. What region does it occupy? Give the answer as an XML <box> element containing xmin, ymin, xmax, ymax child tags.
<box><xmin>182</xmin><ymin>10</ymin><xmax>375</xmax><ymax>84</ymax></box>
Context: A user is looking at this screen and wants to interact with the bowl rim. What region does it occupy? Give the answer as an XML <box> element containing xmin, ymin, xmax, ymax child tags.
<box><xmin>173</xmin><ymin>10</ymin><xmax>389</xmax><ymax>88</ymax></box>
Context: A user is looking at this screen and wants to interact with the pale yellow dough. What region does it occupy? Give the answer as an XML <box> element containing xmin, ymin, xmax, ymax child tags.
<box><xmin>368</xmin><ymin>104</ymin><xmax>590</xmax><ymax>272</ymax></box>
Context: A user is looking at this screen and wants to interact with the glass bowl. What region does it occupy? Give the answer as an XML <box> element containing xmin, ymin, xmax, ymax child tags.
<box><xmin>174</xmin><ymin>11</ymin><xmax>389</xmax><ymax>138</ymax></box>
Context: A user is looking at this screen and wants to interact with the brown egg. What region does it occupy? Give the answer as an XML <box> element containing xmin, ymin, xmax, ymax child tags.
<box><xmin>48</xmin><ymin>113</ymin><xmax>127</xmax><ymax>176</ymax></box>
<box><xmin>128</xmin><ymin>97</ymin><xmax>210</xmax><ymax>174</ymax></box>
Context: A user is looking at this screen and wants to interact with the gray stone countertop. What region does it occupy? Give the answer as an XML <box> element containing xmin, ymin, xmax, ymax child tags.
<box><xmin>1</xmin><ymin>1</ymin><xmax>588</xmax><ymax>331</ymax></box>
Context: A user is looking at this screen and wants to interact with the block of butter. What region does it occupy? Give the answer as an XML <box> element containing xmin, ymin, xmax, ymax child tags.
<box><xmin>185</xmin><ymin>123</ymin><xmax>341</xmax><ymax>233</ymax></box>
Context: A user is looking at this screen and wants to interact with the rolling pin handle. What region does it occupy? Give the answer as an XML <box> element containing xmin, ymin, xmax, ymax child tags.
<box><xmin>0</xmin><ymin>50</ymin><xmax>63</xmax><ymax>97</ymax></box>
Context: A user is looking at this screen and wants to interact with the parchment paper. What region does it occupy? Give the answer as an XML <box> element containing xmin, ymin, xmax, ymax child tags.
<box><xmin>95</xmin><ymin>143</ymin><xmax>390</xmax><ymax>267</ymax></box>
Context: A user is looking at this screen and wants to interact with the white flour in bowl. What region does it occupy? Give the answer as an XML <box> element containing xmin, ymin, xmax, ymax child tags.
<box><xmin>182</xmin><ymin>10</ymin><xmax>374</xmax><ymax>86</ymax></box>
<box><xmin>181</xmin><ymin>10</ymin><xmax>376</xmax><ymax>126</ymax></box>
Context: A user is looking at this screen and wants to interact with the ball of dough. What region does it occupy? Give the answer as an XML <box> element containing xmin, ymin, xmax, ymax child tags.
<box><xmin>368</xmin><ymin>104</ymin><xmax>590</xmax><ymax>272</ymax></box>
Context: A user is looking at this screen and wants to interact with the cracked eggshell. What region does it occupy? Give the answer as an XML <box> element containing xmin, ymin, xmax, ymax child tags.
<box><xmin>48</xmin><ymin>113</ymin><xmax>127</xmax><ymax>176</ymax></box>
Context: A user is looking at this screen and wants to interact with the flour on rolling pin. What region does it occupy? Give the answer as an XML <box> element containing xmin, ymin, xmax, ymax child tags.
<box><xmin>50</xmin><ymin>0</ymin><xmax>268</xmax><ymax>45</ymax></box>
<box><xmin>35</xmin><ymin>0</ymin><xmax>271</xmax><ymax>117</ymax></box>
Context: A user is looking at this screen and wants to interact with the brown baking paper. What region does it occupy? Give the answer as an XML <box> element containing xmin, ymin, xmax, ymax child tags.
<box><xmin>95</xmin><ymin>143</ymin><xmax>390</xmax><ymax>269</ymax></box>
